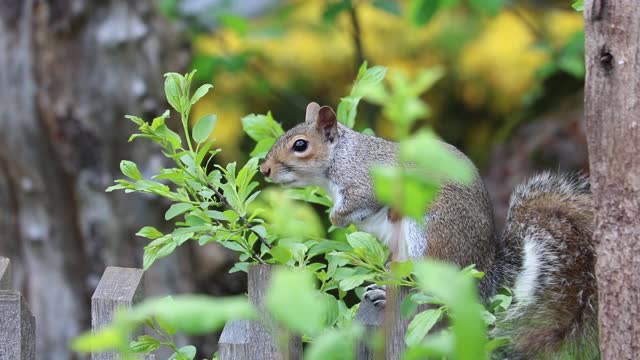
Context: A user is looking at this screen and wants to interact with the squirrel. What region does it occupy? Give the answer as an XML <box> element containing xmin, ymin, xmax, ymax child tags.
<box><xmin>259</xmin><ymin>102</ymin><xmax>598</xmax><ymax>359</ymax></box>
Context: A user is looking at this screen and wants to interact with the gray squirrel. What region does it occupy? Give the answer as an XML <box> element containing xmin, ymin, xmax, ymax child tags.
<box><xmin>259</xmin><ymin>102</ymin><xmax>598</xmax><ymax>358</ymax></box>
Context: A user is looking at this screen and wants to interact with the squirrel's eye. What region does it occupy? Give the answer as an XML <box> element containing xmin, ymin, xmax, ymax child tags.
<box><xmin>292</xmin><ymin>139</ymin><xmax>308</xmax><ymax>152</ymax></box>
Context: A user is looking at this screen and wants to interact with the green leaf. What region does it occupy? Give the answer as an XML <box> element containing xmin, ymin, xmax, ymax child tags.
<box><xmin>572</xmin><ymin>0</ymin><xmax>584</xmax><ymax>11</ymax></box>
<box><xmin>169</xmin><ymin>345</ymin><xmax>196</xmax><ymax>360</ymax></box>
<box><xmin>346</xmin><ymin>232</ymin><xmax>387</xmax><ymax>265</ymax></box>
<box><xmin>130</xmin><ymin>295</ymin><xmax>256</xmax><ymax>335</ymax></box>
<box><xmin>390</xmin><ymin>260</ymin><xmax>414</xmax><ymax>279</ymax></box>
<box><xmin>71</xmin><ymin>325</ymin><xmax>127</xmax><ymax>353</ymax></box>
<box><xmin>250</xmin><ymin>138</ymin><xmax>276</xmax><ymax>158</ymax></box>
<box><xmin>461</xmin><ymin>264</ymin><xmax>485</xmax><ymax>279</ymax></box>
<box><xmin>408</xmin><ymin>0</ymin><xmax>441</xmax><ymax>26</ymax></box>
<box><xmin>195</xmin><ymin>141</ymin><xmax>215</xmax><ymax>166</ymax></box>
<box><xmin>413</xmin><ymin>261</ymin><xmax>487</xmax><ymax>360</ymax></box>
<box><xmin>400</xmin><ymin>130</ymin><xmax>474</xmax><ymax>183</ymax></box>
<box><xmin>403</xmin><ymin>330</ymin><xmax>455</xmax><ymax>360</ymax></box>
<box><xmin>190</xmin><ymin>84</ymin><xmax>213</xmax><ymax>105</ymax></box>
<box><xmin>125</xmin><ymin>115</ymin><xmax>145</xmax><ymax>126</ymax></box>
<box><xmin>405</xmin><ymin>308</ymin><xmax>444</xmax><ymax>346</ymax></box>
<box><xmin>486</xmin><ymin>336</ymin><xmax>511</xmax><ymax>353</ymax></box>
<box><xmin>220</xmin><ymin>14</ymin><xmax>249</xmax><ymax>35</ymax></box>
<box><xmin>164</xmin><ymin>72</ymin><xmax>183</xmax><ymax>112</ymax></box>
<box><xmin>468</xmin><ymin>0</ymin><xmax>505</xmax><ymax>16</ymax></box>
<box><xmin>165</xmin><ymin>203</ymin><xmax>193</xmax><ymax>220</ymax></box>
<box><xmin>266</xmin><ymin>268</ymin><xmax>329</xmax><ymax>336</ymax></box>
<box><xmin>192</xmin><ymin>115</ymin><xmax>217</xmax><ymax>144</ymax></box>
<box><xmin>353</xmin><ymin>66</ymin><xmax>387</xmax><ymax>96</ymax></box>
<box><xmin>205</xmin><ymin>210</ymin><xmax>227</xmax><ymax>222</ymax></box>
<box><xmin>229</xmin><ymin>262</ymin><xmax>249</xmax><ymax>273</ymax></box>
<box><xmin>120</xmin><ymin>160</ymin><xmax>142</xmax><ymax>180</ymax></box>
<box><xmin>337</xmin><ymin>63</ymin><xmax>387</xmax><ymax>128</ymax></box>
<box><xmin>372</xmin><ymin>0</ymin><xmax>401</xmax><ymax>15</ymax></box>
<box><xmin>323</xmin><ymin>0</ymin><xmax>352</xmax><ymax>24</ymax></box>
<box><xmin>269</xmin><ymin>245</ymin><xmax>293</xmax><ymax>264</ymax></box>
<box><xmin>241</xmin><ymin>112</ymin><xmax>284</xmax><ymax>142</ymax></box>
<box><xmin>339</xmin><ymin>273</ymin><xmax>375</xmax><ymax>291</ymax></box>
<box><xmin>136</xmin><ymin>226</ymin><xmax>164</xmax><ymax>240</ymax></box>
<box><xmin>336</xmin><ymin>96</ymin><xmax>361</xmax><ymax>128</ymax></box>
<box><xmin>143</xmin><ymin>249</ymin><xmax>158</xmax><ymax>270</ymax></box>
<box><xmin>129</xmin><ymin>335</ymin><xmax>161</xmax><ymax>353</ymax></box>
<box><xmin>304</xmin><ymin>324</ymin><xmax>364</xmax><ymax>360</ymax></box>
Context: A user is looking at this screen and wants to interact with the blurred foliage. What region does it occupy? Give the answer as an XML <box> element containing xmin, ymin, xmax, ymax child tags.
<box><xmin>159</xmin><ymin>0</ymin><xmax>584</xmax><ymax>165</ymax></box>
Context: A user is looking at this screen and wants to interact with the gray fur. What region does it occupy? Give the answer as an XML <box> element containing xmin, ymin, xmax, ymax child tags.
<box><xmin>263</xmin><ymin>106</ymin><xmax>597</xmax><ymax>359</ymax></box>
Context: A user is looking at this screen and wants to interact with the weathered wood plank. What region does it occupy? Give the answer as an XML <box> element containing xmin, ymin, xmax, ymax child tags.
<box><xmin>355</xmin><ymin>294</ymin><xmax>384</xmax><ymax>360</ymax></box>
<box><xmin>0</xmin><ymin>257</ymin><xmax>10</xmax><ymax>290</ymax></box>
<box><xmin>355</xmin><ymin>285</ymin><xmax>425</xmax><ymax>360</ymax></box>
<box><xmin>245</xmin><ymin>264</ymin><xmax>302</xmax><ymax>360</ymax></box>
<box><xmin>0</xmin><ymin>291</ymin><xmax>35</xmax><ymax>360</ymax></box>
<box><xmin>383</xmin><ymin>286</ymin><xmax>410</xmax><ymax>360</ymax></box>
<box><xmin>218</xmin><ymin>320</ymin><xmax>250</xmax><ymax>359</ymax></box>
<box><xmin>91</xmin><ymin>267</ymin><xmax>144</xmax><ymax>360</ymax></box>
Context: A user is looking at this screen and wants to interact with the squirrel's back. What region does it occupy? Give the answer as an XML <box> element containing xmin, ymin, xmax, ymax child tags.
<box><xmin>492</xmin><ymin>173</ymin><xmax>597</xmax><ymax>358</ymax></box>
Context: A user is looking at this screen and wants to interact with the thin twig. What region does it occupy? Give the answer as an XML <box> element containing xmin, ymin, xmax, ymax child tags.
<box><xmin>349</xmin><ymin>5</ymin><xmax>365</xmax><ymax>70</ymax></box>
<box><xmin>213</xmin><ymin>188</ymin><xmax>273</xmax><ymax>250</ymax></box>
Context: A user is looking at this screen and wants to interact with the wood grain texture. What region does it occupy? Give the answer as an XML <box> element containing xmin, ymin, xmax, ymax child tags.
<box><xmin>355</xmin><ymin>294</ymin><xmax>384</xmax><ymax>360</ymax></box>
<box><xmin>0</xmin><ymin>291</ymin><xmax>35</xmax><ymax>360</ymax></box>
<box><xmin>246</xmin><ymin>264</ymin><xmax>302</xmax><ymax>360</ymax></box>
<box><xmin>218</xmin><ymin>320</ymin><xmax>250</xmax><ymax>360</ymax></box>
<box><xmin>585</xmin><ymin>1</ymin><xmax>640</xmax><ymax>359</ymax></box>
<box><xmin>383</xmin><ymin>286</ymin><xmax>410</xmax><ymax>360</ymax></box>
<box><xmin>0</xmin><ymin>257</ymin><xmax>10</xmax><ymax>290</ymax></box>
<box><xmin>91</xmin><ymin>267</ymin><xmax>144</xmax><ymax>360</ymax></box>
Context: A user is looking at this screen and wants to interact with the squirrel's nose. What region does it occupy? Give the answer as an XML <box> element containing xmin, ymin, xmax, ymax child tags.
<box><xmin>260</xmin><ymin>163</ymin><xmax>271</xmax><ymax>177</ymax></box>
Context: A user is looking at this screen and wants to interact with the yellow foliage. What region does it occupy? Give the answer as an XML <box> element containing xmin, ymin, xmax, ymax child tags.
<box><xmin>543</xmin><ymin>10</ymin><xmax>584</xmax><ymax>48</ymax></box>
<box><xmin>458</xmin><ymin>11</ymin><xmax>548</xmax><ymax>113</ymax></box>
<box><xmin>190</xmin><ymin>1</ymin><xmax>584</xmax><ymax>153</ymax></box>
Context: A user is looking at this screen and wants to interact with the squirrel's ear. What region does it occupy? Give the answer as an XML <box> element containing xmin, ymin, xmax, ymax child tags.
<box><xmin>305</xmin><ymin>102</ymin><xmax>321</xmax><ymax>123</ymax></box>
<box><xmin>316</xmin><ymin>106</ymin><xmax>338</xmax><ymax>142</ymax></box>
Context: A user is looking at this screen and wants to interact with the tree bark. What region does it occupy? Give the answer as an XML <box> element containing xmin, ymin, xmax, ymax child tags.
<box><xmin>0</xmin><ymin>1</ymin><xmax>201</xmax><ymax>358</ymax></box>
<box><xmin>584</xmin><ymin>1</ymin><xmax>640</xmax><ymax>358</ymax></box>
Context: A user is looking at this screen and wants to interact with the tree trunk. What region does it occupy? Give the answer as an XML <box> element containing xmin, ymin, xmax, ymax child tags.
<box><xmin>584</xmin><ymin>1</ymin><xmax>640</xmax><ymax>358</ymax></box>
<box><xmin>0</xmin><ymin>1</ymin><xmax>202</xmax><ymax>358</ymax></box>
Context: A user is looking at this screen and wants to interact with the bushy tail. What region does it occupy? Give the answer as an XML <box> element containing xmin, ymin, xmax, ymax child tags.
<box><xmin>493</xmin><ymin>173</ymin><xmax>598</xmax><ymax>359</ymax></box>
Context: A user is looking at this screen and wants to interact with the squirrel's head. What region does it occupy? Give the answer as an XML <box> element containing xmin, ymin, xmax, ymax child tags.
<box><xmin>259</xmin><ymin>102</ymin><xmax>339</xmax><ymax>187</ymax></box>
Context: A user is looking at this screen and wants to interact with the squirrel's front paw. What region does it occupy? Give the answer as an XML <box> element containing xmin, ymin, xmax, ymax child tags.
<box><xmin>330</xmin><ymin>209</ymin><xmax>352</xmax><ymax>228</ymax></box>
<box><xmin>364</xmin><ymin>284</ymin><xmax>386</xmax><ymax>307</ymax></box>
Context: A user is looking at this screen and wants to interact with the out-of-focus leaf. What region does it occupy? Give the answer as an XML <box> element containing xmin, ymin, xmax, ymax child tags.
<box><xmin>408</xmin><ymin>0</ymin><xmax>441</xmax><ymax>26</ymax></box>
<box><xmin>468</xmin><ymin>0</ymin><xmax>505</xmax><ymax>16</ymax></box>
<box><xmin>405</xmin><ymin>308</ymin><xmax>444</xmax><ymax>346</ymax></box>
<box><xmin>266</xmin><ymin>268</ymin><xmax>329</xmax><ymax>336</ymax></box>
<box><xmin>323</xmin><ymin>0</ymin><xmax>352</xmax><ymax>24</ymax></box>
<box><xmin>129</xmin><ymin>296</ymin><xmax>256</xmax><ymax>335</ymax></box>
<box><xmin>304</xmin><ymin>324</ymin><xmax>364</xmax><ymax>360</ymax></box>
<box><xmin>572</xmin><ymin>0</ymin><xmax>584</xmax><ymax>11</ymax></box>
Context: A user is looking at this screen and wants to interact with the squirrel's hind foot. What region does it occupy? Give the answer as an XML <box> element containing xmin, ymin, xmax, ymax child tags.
<box><xmin>364</xmin><ymin>284</ymin><xmax>387</xmax><ymax>307</ymax></box>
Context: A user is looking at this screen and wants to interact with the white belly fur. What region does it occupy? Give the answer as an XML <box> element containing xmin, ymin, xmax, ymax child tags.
<box><xmin>324</xmin><ymin>182</ymin><xmax>427</xmax><ymax>260</ymax></box>
<box><xmin>355</xmin><ymin>207</ymin><xmax>426</xmax><ymax>261</ymax></box>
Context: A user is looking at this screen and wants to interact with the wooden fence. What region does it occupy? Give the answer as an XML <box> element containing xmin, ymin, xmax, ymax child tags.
<box><xmin>0</xmin><ymin>258</ymin><xmax>414</xmax><ymax>360</ymax></box>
